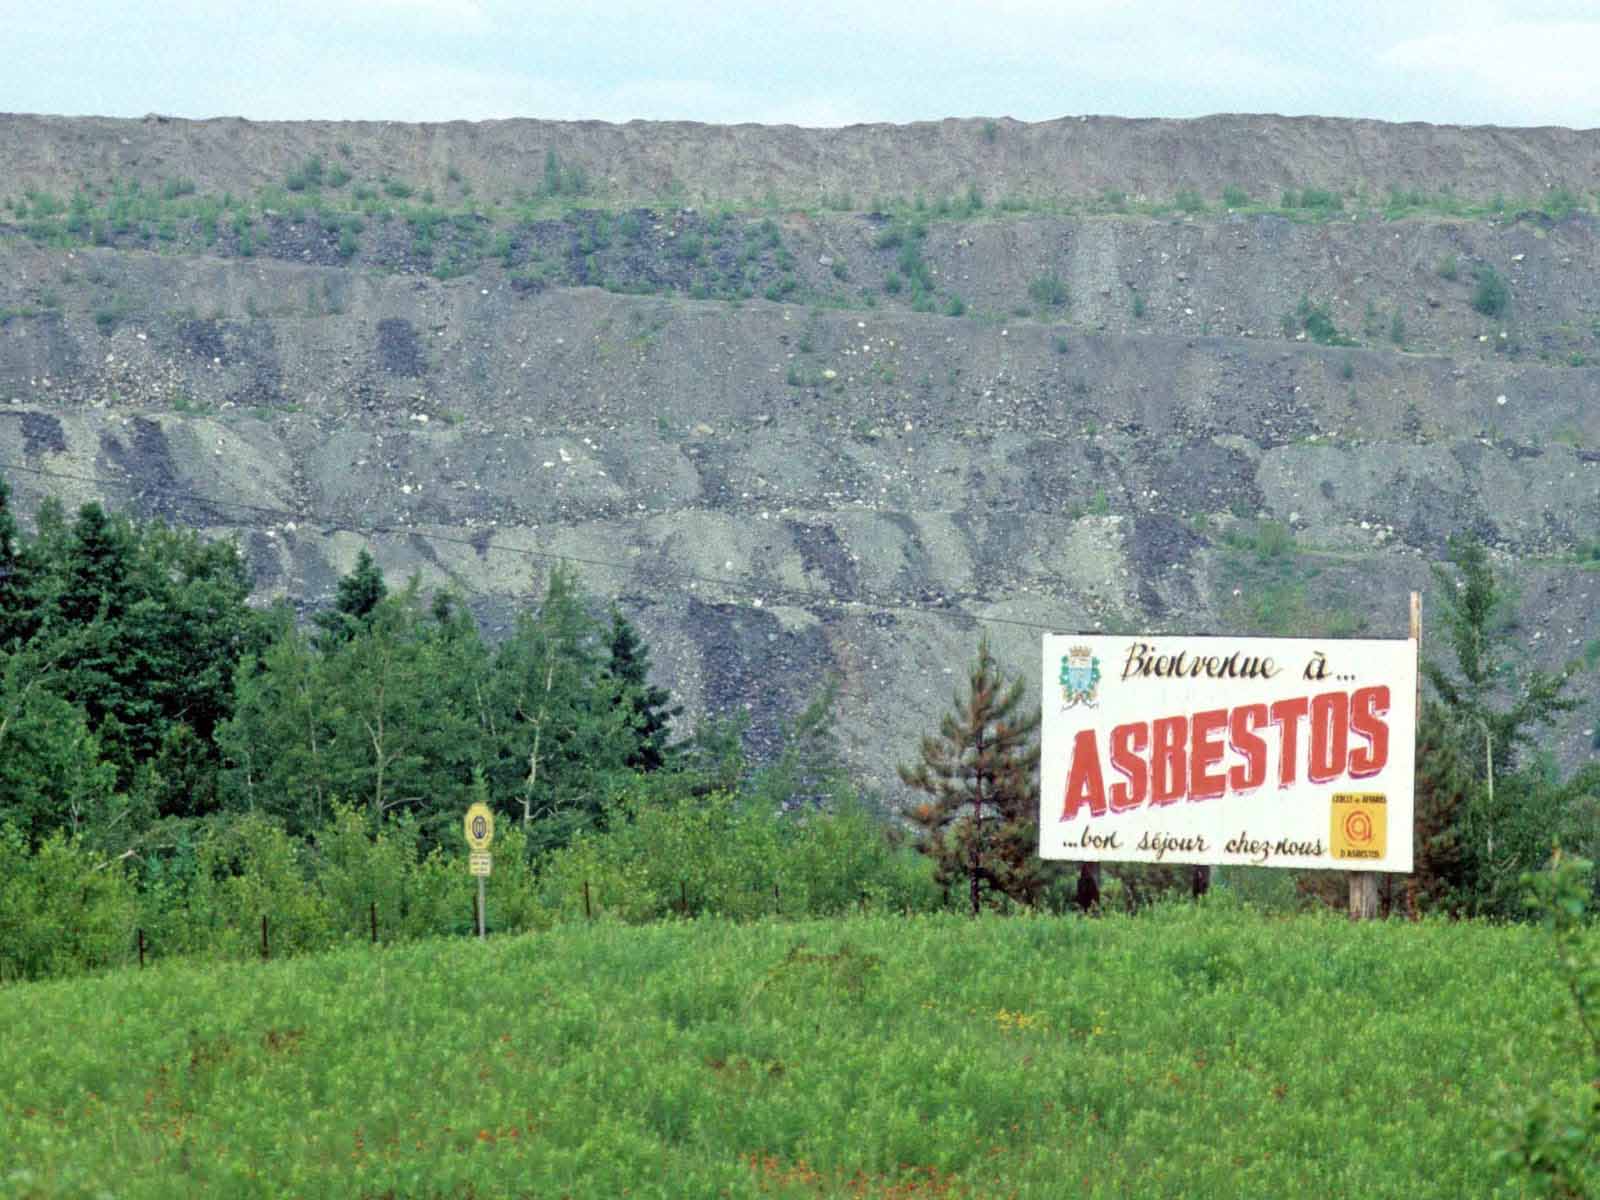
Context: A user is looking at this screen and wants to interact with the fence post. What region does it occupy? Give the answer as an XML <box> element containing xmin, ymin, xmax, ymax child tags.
<box><xmin>680</xmin><ymin>879</ymin><xmax>688</xmax><ymax>917</ymax></box>
<box><xmin>137</xmin><ymin>928</ymin><xmax>145</xmax><ymax>970</ymax></box>
<box><xmin>773</xmin><ymin>881</ymin><xmax>780</xmax><ymax>913</ymax></box>
<box><xmin>1076</xmin><ymin>862</ymin><xmax>1101</xmax><ymax>913</ymax></box>
<box><xmin>370</xmin><ymin>900</ymin><xmax>378</xmax><ymax>944</ymax></box>
<box><xmin>260</xmin><ymin>915</ymin><xmax>269</xmax><ymax>961</ymax></box>
<box><xmin>583</xmin><ymin>880</ymin><xmax>592</xmax><ymax>921</ymax></box>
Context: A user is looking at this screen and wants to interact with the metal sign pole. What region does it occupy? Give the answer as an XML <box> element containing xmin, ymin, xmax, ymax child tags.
<box><xmin>477</xmin><ymin>875</ymin><xmax>486</xmax><ymax>940</ymax></box>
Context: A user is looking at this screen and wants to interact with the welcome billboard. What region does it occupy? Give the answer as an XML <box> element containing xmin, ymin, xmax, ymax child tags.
<box><xmin>1039</xmin><ymin>635</ymin><xmax>1416</xmax><ymax>872</ymax></box>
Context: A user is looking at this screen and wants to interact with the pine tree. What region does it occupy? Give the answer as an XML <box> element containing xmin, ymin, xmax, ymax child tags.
<box><xmin>606</xmin><ymin>609</ymin><xmax>680</xmax><ymax>772</ymax></box>
<box><xmin>314</xmin><ymin>549</ymin><xmax>388</xmax><ymax>647</ymax></box>
<box><xmin>898</xmin><ymin>635</ymin><xmax>1044</xmax><ymax>914</ymax></box>
<box><xmin>55</xmin><ymin>503</ymin><xmax>131</xmax><ymax>626</ymax></box>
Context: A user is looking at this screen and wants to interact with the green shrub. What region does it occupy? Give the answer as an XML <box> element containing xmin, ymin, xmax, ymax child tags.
<box><xmin>1495</xmin><ymin>852</ymin><xmax>1600</xmax><ymax>1197</ymax></box>
<box><xmin>1472</xmin><ymin>265</ymin><xmax>1510</xmax><ymax>317</ymax></box>
<box><xmin>534</xmin><ymin>789</ymin><xmax>932</xmax><ymax>923</ymax></box>
<box><xmin>1222</xmin><ymin>184</ymin><xmax>1249</xmax><ymax>208</ymax></box>
<box><xmin>1175</xmin><ymin>189</ymin><xmax>1205</xmax><ymax>214</ymax></box>
<box><xmin>1437</xmin><ymin>254</ymin><xmax>1459</xmax><ymax>281</ymax></box>
<box><xmin>1028</xmin><ymin>272</ymin><xmax>1069</xmax><ymax>309</ymax></box>
<box><xmin>1542</xmin><ymin>186</ymin><xmax>1580</xmax><ymax>219</ymax></box>
<box><xmin>285</xmin><ymin>155</ymin><xmax>324</xmax><ymax>192</ymax></box>
<box><xmin>1290</xmin><ymin>296</ymin><xmax>1355</xmax><ymax>345</ymax></box>
<box><xmin>0</xmin><ymin>825</ymin><xmax>138</xmax><ymax>982</ymax></box>
<box><xmin>1224</xmin><ymin>519</ymin><xmax>1295</xmax><ymax>563</ymax></box>
<box><xmin>186</xmin><ymin>813</ymin><xmax>334</xmax><ymax>961</ymax></box>
<box><xmin>1292</xmin><ymin>188</ymin><xmax>1344</xmax><ymax>214</ymax></box>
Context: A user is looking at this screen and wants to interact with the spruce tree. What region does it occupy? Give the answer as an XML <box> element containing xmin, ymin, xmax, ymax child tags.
<box><xmin>898</xmin><ymin>634</ymin><xmax>1044</xmax><ymax>914</ymax></box>
<box><xmin>55</xmin><ymin>503</ymin><xmax>130</xmax><ymax>626</ymax></box>
<box><xmin>606</xmin><ymin>609</ymin><xmax>680</xmax><ymax>772</ymax></box>
<box><xmin>314</xmin><ymin>549</ymin><xmax>388</xmax><ymax>647</ymax></box>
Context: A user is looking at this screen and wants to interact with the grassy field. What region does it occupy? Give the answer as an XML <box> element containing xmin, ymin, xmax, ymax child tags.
<box><xmin>0</xmin><ymin>902</ymin><xmax>1590</xmax><ymax>1199</ymax></box>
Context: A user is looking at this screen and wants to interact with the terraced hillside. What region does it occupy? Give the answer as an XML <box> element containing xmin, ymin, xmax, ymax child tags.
<box><xmin>0</xmin><ymin>113</ymin><xmax>1596</xmax><ymax>784</ymax></box>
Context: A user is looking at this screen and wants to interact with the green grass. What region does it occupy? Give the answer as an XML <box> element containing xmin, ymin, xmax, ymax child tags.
<box><xmin>0</xmin><ymin>906</ymin><xmax>1586</xmax><ymax>1198</ymax></box>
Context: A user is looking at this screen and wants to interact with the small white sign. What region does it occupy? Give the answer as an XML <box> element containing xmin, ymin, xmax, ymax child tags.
<box><xmin>469</xmin><ymin>851</ymin><xmax>492</xmax><ymax>877</ymax></box>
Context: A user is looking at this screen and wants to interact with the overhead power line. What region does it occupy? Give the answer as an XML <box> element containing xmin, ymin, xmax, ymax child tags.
<box><xmin>0</xmin><ymin>458</ymin><xmax>1081</xmax><ymax>635</ymax></box>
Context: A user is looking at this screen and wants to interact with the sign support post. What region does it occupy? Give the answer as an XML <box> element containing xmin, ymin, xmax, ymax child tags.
<box><xmin>1346</xmin><ymin>592</ymin><xmax>1418</xmax><ymax>921</ymax></box>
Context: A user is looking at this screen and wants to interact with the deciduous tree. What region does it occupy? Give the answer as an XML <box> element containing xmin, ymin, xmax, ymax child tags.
<box><xmin>1419</xmin><ymin>534</ymin><xmax>1581</xmax><ymax>913</ymax></box>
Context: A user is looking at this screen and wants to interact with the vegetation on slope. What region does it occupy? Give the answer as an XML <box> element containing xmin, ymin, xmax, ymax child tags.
<box><xmin>1</xmin><ymin>896</ymin><xmax>1595</xmax><ymax>1199</ymax></box>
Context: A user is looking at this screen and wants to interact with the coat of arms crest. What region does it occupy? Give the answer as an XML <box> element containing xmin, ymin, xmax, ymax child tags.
<box><xmin>1059</xmin><ymin>645</ymin><xmax>1101</xmax><ymax>708</ymax></box>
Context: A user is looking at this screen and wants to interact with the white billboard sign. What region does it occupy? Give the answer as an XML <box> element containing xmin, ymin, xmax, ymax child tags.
<box><xmin>1040</xmin><ymin>635</ymin><xmax>1416</xmax><ymax>872</ymax></box>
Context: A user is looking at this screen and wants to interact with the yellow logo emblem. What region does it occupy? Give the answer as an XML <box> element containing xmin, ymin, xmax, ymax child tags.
<box><xmin>1331</xmin><ymin>793</ymin><xmax>1386</xmax><ymax>860</ymax></box>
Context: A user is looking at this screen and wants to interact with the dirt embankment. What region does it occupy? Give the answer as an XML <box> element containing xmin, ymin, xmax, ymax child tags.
<box><xmin>1</xmin><ymin>110</ymin><xmax>1598</xmax><ymax>782</ymax></box>
<box><xmin>3</xmin><ymin>112</ymin><xmax>1600</xmax><ymax>208</ymax></box>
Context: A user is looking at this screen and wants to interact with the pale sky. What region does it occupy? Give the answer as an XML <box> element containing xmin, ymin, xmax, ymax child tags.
<box><xmin>4</xmin><ymin>0</ymin><xmax>1599</xmax><ymax>129</ymax></box>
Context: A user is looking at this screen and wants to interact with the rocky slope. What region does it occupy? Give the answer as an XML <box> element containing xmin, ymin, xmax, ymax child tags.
<box><xmin>0</xmin><ymin>113</ymin><xmax>1595</xmax><ymax>785</ymax></box>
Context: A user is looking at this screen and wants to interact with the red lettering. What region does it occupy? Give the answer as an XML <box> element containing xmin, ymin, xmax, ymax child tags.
<box><xmin>1269</xmin><ymin>696</ymin><xmax>1309</xmax><ymax>788</ymax></box>
<box><xmin>1228</xmin><ymin>703</ymin><xmax>1268</xmax><ymax>793</ymax></box>
<box><xmin>1308</xmin><ymin>691</ymin><xmax>1349</xmax><ymax>784</ymax></box>
<box><xmin>1059</xmin><ymin>685</ymin><xmax>1397</xmax><ymax>820</ymax></box>
<box><xmin>1189</xmin><ymin>708</ymin><xmax>1228</xmax><ymax>800</ymax></box>
<box><xmin>1349</xmin><ymin>686</ymin><xmax>1391</xmax><ymax>777</ymax></box>
<box><xmin>1108</xmin><ymin>722</ymin><xmax>1149</xmax><ymax>811</ymax></box>
<box><xmin>1151</xmin><ymin>716</ymin><xmax>1187</xmax><ymax>805</ymax></box>
<box><xmin>1062</xmin><ymin>729</ymin><xmax>1106</xmax><ymax>820</ymax></box>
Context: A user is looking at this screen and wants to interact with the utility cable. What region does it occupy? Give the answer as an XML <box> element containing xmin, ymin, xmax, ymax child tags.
<box><xmin>0</xmin><ymin>458</ymin><xmax>1082</xmax><ymax>634</ymax></box>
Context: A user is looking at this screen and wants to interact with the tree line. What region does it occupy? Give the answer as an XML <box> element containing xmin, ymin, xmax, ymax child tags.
<box><xmin>0</xmin><ymin>473</ymin><xmax>702</xmax><ymax>856</ymax></box>
<box><xmin>1</xmin><ymin>471</ymin><xmax>1596</xmax><ymax>982</ymax></box>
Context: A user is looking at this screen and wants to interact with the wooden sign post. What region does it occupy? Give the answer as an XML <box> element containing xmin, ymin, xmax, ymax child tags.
<box><xmin>1348</xmin><ymin>591</ymin><xmax>1419</xmax><ymax>921</ymax></box>
<box><xmin>464</xmin><ymin>802</ymin><xmax>495</xmax><ymax>940</ymax></box>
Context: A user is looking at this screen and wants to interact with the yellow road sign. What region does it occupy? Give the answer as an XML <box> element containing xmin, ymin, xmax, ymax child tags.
<box><xmin>464</xmin><ymin>802</ymin><xmax>495</xmax><ymax>851</ymax></box>
<box><xmin>469</xmin><ymin>851</ymin><xmax>492</xmax><ymax>877</ymax></box>
<box><xmin>1331</xmin><ymin>793</ymin><xmax>1387</xmax><ymax>861</ymax></box>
